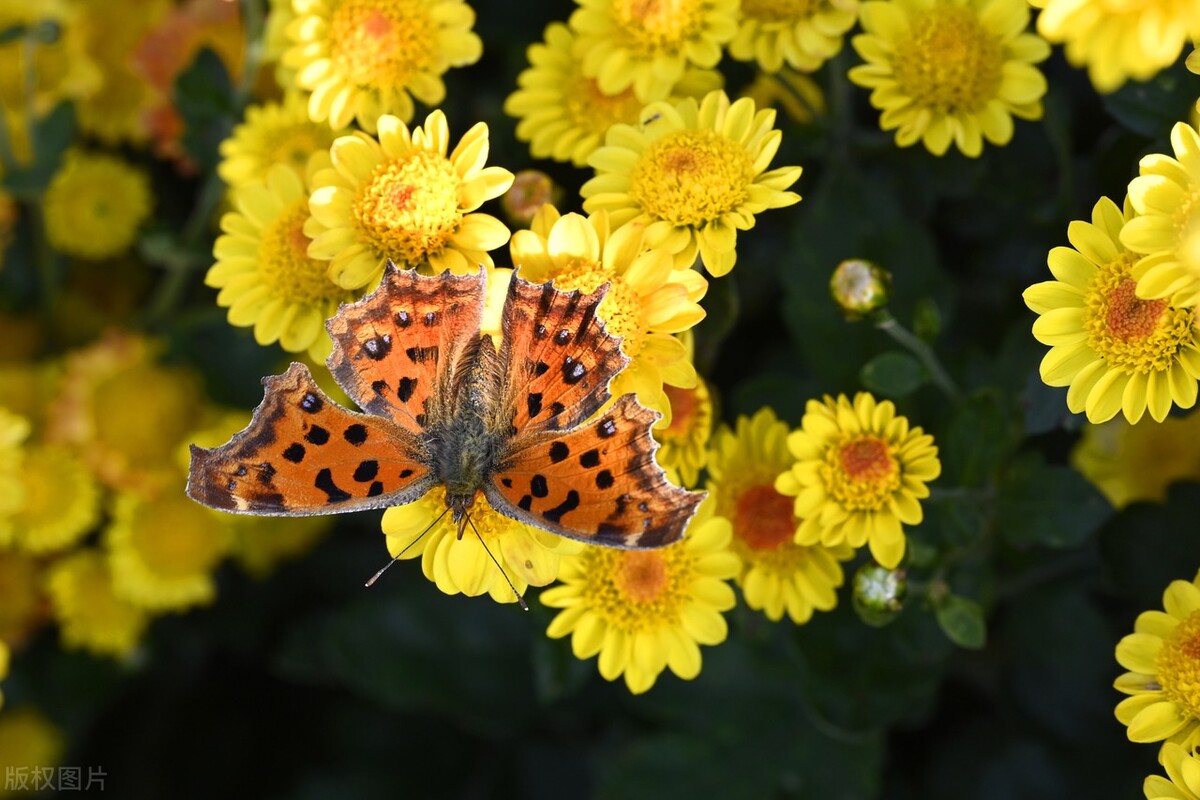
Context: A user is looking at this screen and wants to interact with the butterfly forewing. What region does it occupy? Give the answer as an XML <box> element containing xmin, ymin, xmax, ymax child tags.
<box><xmin>327</xmin><ymin>264</ymin><xmax>487</xmax><ymax>434</ymax></box>
<box><xmin>187</xmin><ymin>362</ymin><xmax>435</xmax><ymax>515</ymax></box>
<box><xmin>491</xmin><ymin>276</ymin><xmax>629</xmax><ymax>436</ymax></box>
<box><xmin>485</xmin><ymin>394</ymin><xmax>703</xmax><ymax>548</ymax></box>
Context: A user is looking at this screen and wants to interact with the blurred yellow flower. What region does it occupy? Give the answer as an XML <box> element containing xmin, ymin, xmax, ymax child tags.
<box><xmin>283</xmin><ymin>0</ymin><xmax>483</xmax><ymax>130</ymax></box>
<box><xmin>776</xmin><ymin>392</ymin><xmax>940</xmax><ymax>569</ymax></box>
<box><xmin>849</xmin><ymin>0</ymin><xmax>1049</xmax><ymax>157</ymax></box>
<box><xmin>42</xmin><ymin>150</ymin><xmax>152</xmax><ymax>260</ymax></box>
<box><xmin>0</xmin><ymin>408</ymin><xmax>30</xmax><ymax>545</ymax></box>
<box><xmin>655</xmin><ymin>378</ymin><xmax>713</xmax><ymax>488</ymax></box>
<box><xmin>305</xmin><ymin>111</ymin><xmax>513</xmax><ymax>289</ymax></box>
<box><xmin>729</xmin><ymin>0</ymin><xmax>859</xmax><ymax>73</ymax></box>
<box><xmin>509</xmin><ymin>206</ymin><xmax>707</xmax><ymax>422</ymax></box>
<box><xmin>1072</xmin><ymin>413</ymin><xmax>1200</xmax><ymax>508</ymax></box>
<box><xmin>1024</xmin><ymin>196</ymin><xmax>1200</xmax><ymax>424</ymax></box>
<box><xmin>8</xmin><ymin>444</ymin><xmax>100</xmax><ymax>554</ymax></box>
<box><xmin>218</xmin><ymin>93</ymin><xmax>343</xmax><ymax>186</ymax></box>
<box><xmin>582</xmin><ymin>89</ymin><xmax>802</xmax><ymax>277</ymax></box>
<box><xmin>0</xmin><ymin>708</ymin><xmax>65</xmax><ymax>785</ymax></box>
<box><xmin>541</xmin><ymin>497</ymin><xmax>740</xmax><ymax>694</ymax></box>
<box><xmin>710</xmin><ymin>407</ymin><xmax>854</xmax><ymax>623</ymax></box>
<box><xmin>47</xmin><ymin>549</ymin><xmax>148</xmax><ymax>658</ymax></box>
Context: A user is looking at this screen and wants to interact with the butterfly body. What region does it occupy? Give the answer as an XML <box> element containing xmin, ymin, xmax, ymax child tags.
<box><xmin>188</xmin><ymin>264</ymin><xmax>704</xmax><ymax>550</ymax></box>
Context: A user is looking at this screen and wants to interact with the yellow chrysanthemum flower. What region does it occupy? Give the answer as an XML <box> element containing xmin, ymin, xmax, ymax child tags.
<box><xmin>75</xmin><ymin>0</ymin><xmax>170</xmax><ymax>145</ymax></box>
<box><xmin>504</xmin><ymin>22</ymin><xmax>723</xmax><ymax>168</ymax></box>
<box><xmin>570</xmin><ymin>0</ymin><xmax>739</xmax><ymax>103</ymax></box>
<box><xmin>1147</xmin><ymin>742</ymin><xmax>1200</xmax><ymax>800</ymax></box>
<box><xmin>1035</xmin><ymin>0</ymin><xmax>1200</xmax><ymax>93</ymax></box>
<box><xmin>0</xmin><ymin>708</ymin><xmax>65</xmax><ymax>782</ymax></box>
<box><xmin>42</xmin><ymin>150</ymin><xmax>153</xmax><ymax>260</ymax></box>
<box><xmin>709</xmin><ymin>407</ymin><xmax>854</xmax><ymax>623</ymax></box>
<box><xmin>0</xmin><ymin>551</ymin><xmax>44</xmax><ymax>646</ymax></box>
<box><xmin>1115</xmin><ymin>571</ymin><xmax>1200</xmax><ymax>752</ymax></box>
<box><xmin>740</xmin><ymin>68</ymin><xmax>827</xmax><ymax>126</ymax></box>
<box><xmin>848</xmin><ymin>0</ymin><xmax>1050</xmax><ymax>157</ymax></box>
<box><xmin>729</xmin><ymin>0</ymin><xmax>860</xmax><ymax>73</ymax></box>
<box><xmin>655</xmin><ymin>378</ymin><xmax>714</xmax><ymax>488</ymax></box>
<box><xmin>218</xmin><ymin>94</ymin><xmax>343</xmax><ymax>187</ymax></box>
<box><xmin>776</xmin><ymin>392</ymin><xmax>941</xmax><ymax>569</ymax></box>
<box><xmin>582</xmin><ymin>89</ymin><xmax>802</xmax><ymax>277</ymax></box>
<box><xmin>305</xmin><ymin>110</ymin><xmax>514</xmax><ymax>289</ymax></box>
<box><xmin>0</xmin><ymin>361</ymin><xmax>61</xmax><ymax>433</ymax></box>
<box><xmin>0</xmin><ymin>408</ymin><xmax>30</xmax><ymax>544</ymax></box>
<box><xmin>209</xmin><ymin>158</ymin><xmax>358</xmax><ymax>361</ymax></box>
<box><xmin>8</xmin><ymin>444</ymin><xmax>100</xmax><ymax>554</ymax></box>
<box><xmin>509</xmin><ymin>206</ymin><xmax>707</xmax><ymax>422</ymax></box>
<box><xmin>107</xmin><ymin>489</ymin><xmax>231</xmax><ymax>613</ymax></box>
<box><xmin>48</xmin><ymin>334</ymin><xmax>208</xmax><ymax>492</ymax></box>
<box><xmin>1123</xmin><ymin>123</ymin><xmax>1200</xmax><ymax>309</ymax></box>
<box><xmin>1072</xmin><ymin>413</ymin><xmax>1200</xmax><ymax>509</ymax></box>
<box><xmin>283</xmin><ymin>0</ymin><xmax>483</xmax><ymax>130</ymax></box>
<box><xmin>542</xmin><ymin>497</ymin><xmax>739</xmax><ymax>694</ymax></box>
<box><xmin>382</xmin><ymin>487</ymin><xmax>583</xmax><ymax>605</ymax></box>
<box><xmin>1023</xmin><ymin>196</ymin><xmax>1200</xmax><ymax>424</ymax></box>
<box><xmin>263</xmin><ymin>0</ymin><xmax>297</xmax><ymax>86</ymax></box>
<box><xmin>46</xmin><ymin>550</ymin><xmax>148</xmax><ymax>658</ymax></box>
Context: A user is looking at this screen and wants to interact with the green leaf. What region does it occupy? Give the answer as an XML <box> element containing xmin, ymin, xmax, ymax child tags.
<box><xmin>2</xmin><ymin>102</ymin><xmax>75</xmax><ymax>196</ymax></box>
<box><xmin>1102</xmin><ymin>63</ymin><xmax>1197</xmax><ymax>139</ymax></box>
<box><xmin>174</xmin><ymin>47</ymin><xmax>236</xmax><ymax>172</ymax></box>
<box><xmin>860</xmin><ymin>350</ymin><xmax>925</xmax><ymax>398</ymax></box>
<box><xmin>940</xmin><ymin>389</ymin><xmax>1019</xmax><ymax>487</ymax></box>
<box><xmin>996</xmin><ymin>452</ymin><xmax>1113</xmax><ymax>549</ymax></box>
<box><xmin>1099</xmin><ymin>483</ymin><xmax>1200</xmax><ymax>607</ymax></box>
<box><xmin>935</xmin><ymin>595</ymin><xmax>987</xmax><ymax>649</ymax></box>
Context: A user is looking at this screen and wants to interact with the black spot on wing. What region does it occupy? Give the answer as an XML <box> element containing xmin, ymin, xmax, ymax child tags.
<box><xmin>542</xmin><ymin>490</ymin><xmax>580</xmax><ymax>524</ymax></box>
<box><xmin>368</xmin><ymin>481</ymin><xmax>384</xmax><ymax>497</ymax></box>
<box><xmin>554</xmin><ymin>329</ymin><xmax>570</xmax><ymax>345</ymax></box>
<box><xmin>314</xmin><ymin>468</ymin><xmax>351</xmax><ymax>503</ymax></box>
<box><xmin>518</xmin><ymin>495</ymin><xmax>533</xmax><ymax>512</ymax></box>
<box><xmin>579</xmin><ymin>449</ymin><xmax>600</xmax><ymax>468</ymax></box>
<box><xmin>305</xmin><ymin>425</ymin><xmax>330</xmax><ymax>445</ymax></box>
<box><xmin>530</xmin><ymin>474</ymin><xmax>548</xmax><ymax>498</ymax></box>
<box><xmin>362</xmin><ymin>334</ymin><xmax>392</xmax><ymax>360</ymax></box>
<box><xmin>527</xmin><ymin>392</ymin><xmax>542</xmax><ymax>419</ymax></box>
<box><xmin>371</xmin><ymin>379</ymin><xmax>389</xmax><ymax>396</ymax></box>
<box><xmin>397</xmin><ymin>377</ymin><xmax>417</xmax><ymax>403</ymax></box>
<box><xmin>395</xmin><ymin>310</ymin><xmax>412</xmax><ymax>328</ymax></box>
<box><xmin>343</xmin><ymin>424</ymin><xmax>368</xmax><ymax>445</ymax></box>
<box><xmin>549</xmin><ymin>441</ymin><xmax>569</xmax><ymax>463</ymax></box>
<box><xmin>597</xmin><ymin>418</ymin><xmax>617</xmax><ymax>438</ymax></box>
<box><xmin>595</xmin><ymin>469</ymin><xmax>614</xmax><ymax>489</ymax></box>
<box><xmin>282</xmin><ymin>443</ymin><xmax>305</xmax><ymax>463</ymax></box>
<box><xmin>300</xmin><ymin>392</ymin><xmax>323</xmax><ymax>413</ymax></box>
<box><xmin>562</xmin><ymin>357</ymin><xmax>587</xmax><ymax>385</ymax></box>
<box><xmin>353</xmin><ymin>460</ymin><xmax>379</xmax><ymax>482</ymax></box>
<box><xmin>405</xmin><ymin>345</ymin><xmax>438</xmax><ymax>364</ymax></box>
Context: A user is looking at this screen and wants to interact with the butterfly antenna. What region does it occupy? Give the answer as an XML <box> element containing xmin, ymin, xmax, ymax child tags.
<box><xmin>466</xmin><ymin>514</ymin><xmax>529</xmax><ymax>611</ymax></box>
<box><xmin>364</xmin><ymin>506</ymin><xmax>452</xmax><ymax>587</ymax></box>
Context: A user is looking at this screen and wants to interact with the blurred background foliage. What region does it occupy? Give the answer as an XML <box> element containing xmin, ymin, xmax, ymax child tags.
<box><xmin>1</xmin><ymin>0</ymin><xmax>1199</xmax><ymax>797</ymax></box>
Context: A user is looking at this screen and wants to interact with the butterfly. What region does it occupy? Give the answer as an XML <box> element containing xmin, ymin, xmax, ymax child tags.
<box><xmin>187</xmin><ymin>263</ymin><xmax>704</xmax><ymax>556</ymax></box>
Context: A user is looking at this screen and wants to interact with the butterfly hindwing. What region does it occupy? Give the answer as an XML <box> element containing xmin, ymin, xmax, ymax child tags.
<box><xmin>485</xmin><ymin>394</ymin><xmax>703</xmax><ymax>548</ymax></box>
<box><xmin>327</xmin><ymin>263</ymin><xmax>486</xmax><ymax>434</ymax></box>
<box><xmin>187</xmin><ymin>362</ymin><xmax>435</xmax><ymax>516</ymax></box>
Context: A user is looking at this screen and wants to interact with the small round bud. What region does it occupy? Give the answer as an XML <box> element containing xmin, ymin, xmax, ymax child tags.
<box><xmin>501</xmin><ymin>170</ymin><xmax>561</xmax><ymax>228</ymax></box>
<box><xmin>830</xmin><ymin>259</ymin><xmax>891</xmax><ymax>319</ymax></box>
<box><xmin>852</xmin><ymin>562</ymin><xmax>907</xmax><ymax>627</ymax></box>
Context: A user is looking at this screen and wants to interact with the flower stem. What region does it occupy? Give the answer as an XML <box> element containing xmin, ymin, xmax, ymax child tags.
<box><xmin>873</xmin><ymin>310</ymin><xmax>960</xmax><ymax>400</ymax></box>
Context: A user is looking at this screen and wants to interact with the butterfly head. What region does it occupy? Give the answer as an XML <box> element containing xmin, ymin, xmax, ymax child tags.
<box><xmin>448</xmin><ymin>490</ymin><xmax>480</xmax><ymax>540</ymax></box>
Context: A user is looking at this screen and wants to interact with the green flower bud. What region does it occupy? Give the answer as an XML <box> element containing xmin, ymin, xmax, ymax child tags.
<box><xmin>852</xmin><ymin>562</ymin><xmax>907</xmax><ymax>626</ymax></box>
<box><xmin>501</xmin><ymin>170</ymin><xmax>561</xmax><ymax>228</ymax></box>
<box><xmin>830</xmin><ymin>259</ymin><xmax>891</xmax><ymax>319</ymax></box>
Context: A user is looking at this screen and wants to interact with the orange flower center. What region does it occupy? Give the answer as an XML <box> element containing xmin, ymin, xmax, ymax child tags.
<box><xmin>614</xmin><ymin>550</ymin><xmax>670</xmax><ymax>602</ymax></box>
<box><xmin>354</xmin><ymin>151</ymin><xmax>462</xmax><ymax>264</ymax></box>
<box><xmin>328</xmin><ymin>0</ymin><xmax>435</xmax><ymax>88</ymax></box>
<box><xmin>1156</xmin><ymin>611</ymin><xmax>1200</xmax><ymax>719</ymax></box>
<box><xmin>1084</xmin><ymin>255</ymin><xmax>1193</xmax><ymax>375</ymax></box>
<box><xmin>840</xmin><ymin>437</ymin><xmax>894</xmax><ymax>482</ymax></box>
<box><xmin>1106</xmin><ymin>279</ymin><xmax>1167</xmax><ymax>341</ymax></box>
<box><xmin>890</xmin><ymin>6</ymin><xmax>1004</xmax><ymax>114</ymax></box>
<box><xmin>734</xmin><ymin>484</ymin><xmax>795</xmax><ymax>551</ymax></box>
<box><xmin>822</xmin><ymin>434</ymin><xmax>900</xmax><ymax>511</ymax></box>
<box><xmin>662</xmin><ymin>384</ymin><xmax>698</xmax><ymax>437</ymax></box>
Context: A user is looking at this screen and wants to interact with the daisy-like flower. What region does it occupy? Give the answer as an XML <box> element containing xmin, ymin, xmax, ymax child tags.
<box><xmin>582</xmin><ymin>89</ymin><xmax>803</xmax><ymax>277</ymax></box>
<box><xmin>107</xmin><ymin>489</ymin><xmax>231</xmax><ymax>612</ymax></box>
<box><xmin>305</xmin><ymin>111</ymin><xmax>514</xmax><ymax>289</ymax></box>
<box><xmin>8</xmin><ymin>444</ymin><xmax>100</xmax><ymax>554</ymax></box>
<box><xmin>1072</xmin><ymin>413</ymin><xmax>1200</xmax><ymax>509</ymax></box>
<box><xmin>740</xmin><ymin>68</ymin><xmax>826</xmax><ymax>127</ymax></box>
<box><xmin>509</xmin><ymin>206</ymin><xmax>707</xmax><ymax>422</ymax></box>
<box><xmin>776</xmin><ymin>392</ymin><xmax>940</xmax><ymax>569</ymax></box>
<box><xmin>209</xmin><ymin>158</ymin><xmax>358</xmax><ymax>361</ymax></box>
<box><xmin>1035</xmin><ymin>0</ymin><xmax>1200</xmax><ymax>93</ymax></box>
<box><xmin>42</xmin><ymin>150</ymin><xmax>153</xmax><ymax>260</ymax></box>
<box><xmin>381</xmin><ymin>487</ymin><xmax>583</xmax><ymax>605</ymax></box>
<box><xmin>218</xmin><ymin>94</ymin><xmax>343</xmax><ymax>187</ymax></box>
<box><xmin>848</xmin><ymin>0</ymin><xmax>1050</xmax><ymax>158</ymax></box>
<box><xmin>1147</xmin><ymin>742</ymin><xmax>1200</xmax><ymax>800</ymax></box>
<box><xmin>729</xmin><ymin>0</ymin><xmax>860</xmax><ymax>73</ymax></box>
<box><xmin>1115</xmin><ymin>571</ymin><xmax>1200</xmax><ymax>752</ymax></box>
<box><xmin>570</xmin><ymin>0</ymin><xmax>739</xmax><ymax>102</ymax></box>
<box><xmin>46</xmin><ymin>549</ymin><xmax>148</xmax><ymax>658</ymax></box>
<box><xmin>262</xmin><ymin>0</ymin><xmax>298</xmax><ymax>85</ymax></box>
<box><xmin>0</xmin><ymin>708</ymin><xmax>65</xmax><ymax>776</ymax></box>
<box><xmin>504</xmin><ymin>22</ymin><xmax>723</xmax><ymax>168</ymax></box>
<box><xmin>1123</xmin><ymin>123</ymin><xmax>1200</xmax><ymax>309</ymax></box>
<box><xmin>542</xmin><ymin>497</ymin><xmax>739</xmax><ymax>694</ymax></box>
<box><xmin>655</xmin><ymin>378</ymin><xmax>714</xmax><ymax>488</ymax></box>
<box><xmin>0</xmin><ymin>551</ymin><xmax>44</xmax><ymax>646</ymax></box>
<box><xmin>709</xmin><ymin>407</ymin><xmax>855</xmax><ymax>623</ymax></box>
<box><xmin>1023</xmin><ymin>196</ymin><xmax>1200</xmax><ymax>424</ymax></box>
<box><xmin>283</xmin><ymin>0</ymin><xmax>482</xmax><ymax>131</ymax></box>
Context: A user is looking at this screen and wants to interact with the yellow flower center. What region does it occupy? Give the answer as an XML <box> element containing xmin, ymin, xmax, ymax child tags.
<box><xmin>585</xmin><ymin>545</ymin><xmax>693</xmax><ymax>632</ymax></box>
<box><xmin>547</xmin><ymin>261</ymin><xmax>646</xmax><ymax>355</ymax></box>
<box><xmin>566</xmin><ymin>72</ymin><xmax>644</xmax><ymax>132</ymax></box>
<box><xmin>824</xmin><ymin>434</ymin><xmax>900</xmax><ymax>511</ymax></box>
<box><xmin>734</xmin><ymin>484</ymin><xmax>795</xmax><ymax>551</ymax></box>
<box><xmin>1085</xmin><ymin>259</ymin><xmax>1194</xmax><ymax>374</ymax></box>
<box><xmin>613</xmin><ymin>0</ymin><xmax>705</xmax><ymax>54</ymax></box>
<box><xmin>354</xmin><ymin>151</ymin><xmax>462</xmax><ymax>264</ymax></box>
<box><xmin>629</xmin><ymin>130</ymin><xmax>754</xmax><ymax>227</ymax></box>
<box><xmin>328</xmin><ymin>0</ymin><xmax>435</xmax><ymax>88</ymax></box>
<box><xmin>741</xmin><ymin>0</ymin><xmax>817</xmax><ymax>22</ymax></box>
<box><xmin>130</xmin><ymin>495</ymin><xmax>225</xmax><ymax>578</ymax></box>
<box><xmin>1156</xmin><ymin>611</ymin><xmax>1200</xmax><ymax>719</ymax></box>
<box><xmin>260</xmin><ymin>198</ymin><xmax>345</xmax><ymax>305</ymax></box>
<box><xmin>92</xmin><ymin>365</ymin><xmax>198</xmax><ymax>470</ymax></box>
<box><xmin>890</xmin><ymin>6</ymin><xmax>1004</xmax><ymax>114</ymax></box>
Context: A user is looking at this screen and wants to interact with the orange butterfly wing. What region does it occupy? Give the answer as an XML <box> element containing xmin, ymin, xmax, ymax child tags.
<box><xmin>327</xmin><ymin>263</ymin><xmax>486</xmax><ymax>434</ymax></box>
<box><xmin>187</xmin><ymin>362</ymin><xmax>434</xmax><ymax>515</ymax></box>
